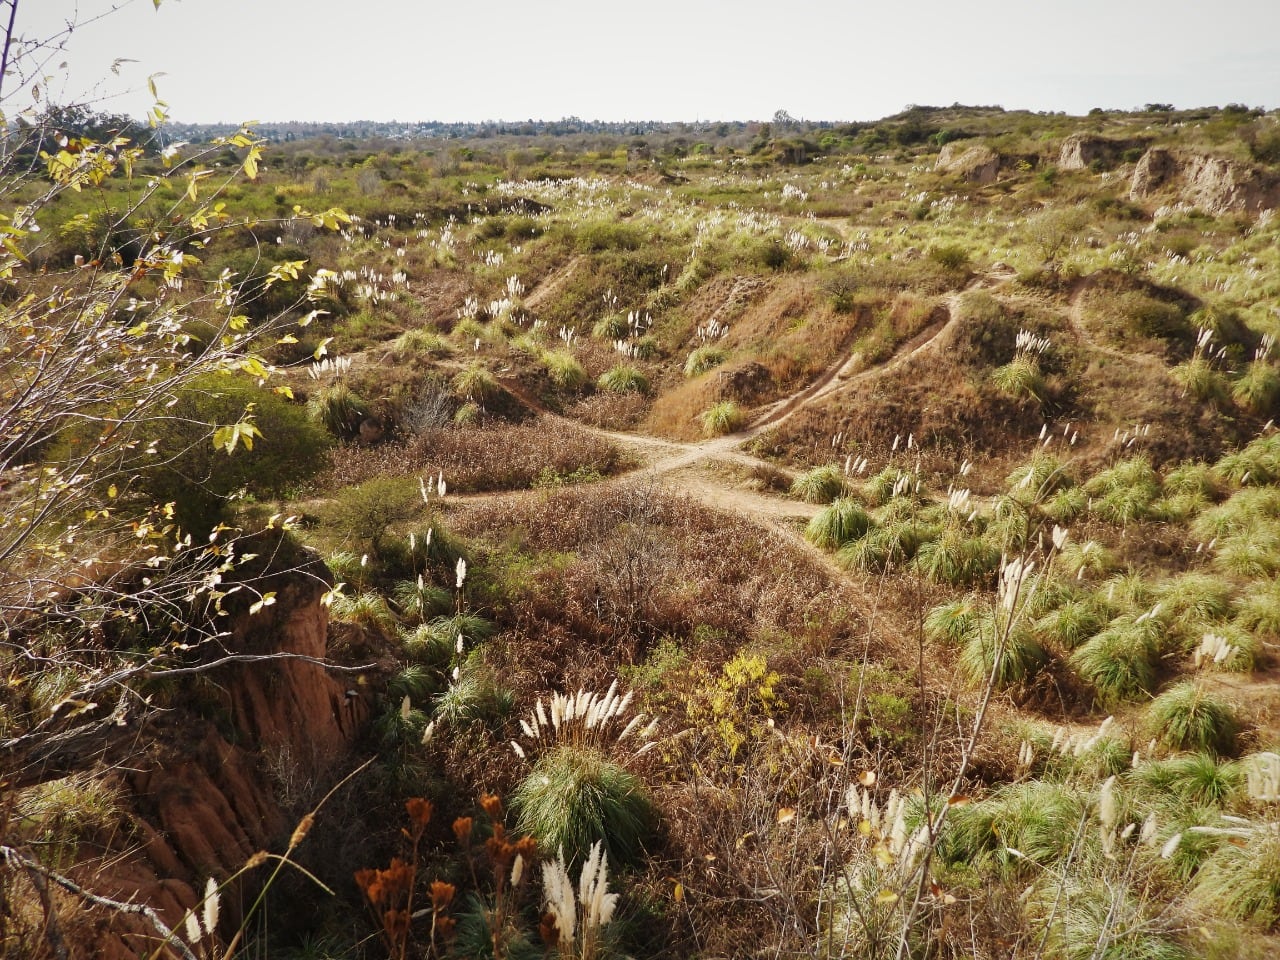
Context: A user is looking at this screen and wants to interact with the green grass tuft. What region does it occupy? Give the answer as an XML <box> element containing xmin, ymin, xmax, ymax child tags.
<box><xmin>804</xmin><ymin>497</ymin><xmax>872</xmax><ymax>549</ymax></box>
<box><xmin>1146</xmin><ymin>682</ymin><xmax>1240</xmax><ymax>756</ymax></box>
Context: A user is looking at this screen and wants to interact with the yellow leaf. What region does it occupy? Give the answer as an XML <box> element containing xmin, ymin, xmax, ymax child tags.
<box><xmin>243</xmin><ymin>145</ymin><xmax>262</xmax><ymax>180</ymax></box>
<box><xmin>776</xmin><ymin>807</ymin><xmax>796</xmax><ymax>825</ymax></box>
<box><xmin>858</xmin><ymin>819</ymin><xmax>873</xmax><ymax>837</ymax></box>
<box><xmin>875</xmin><ymin>890</ymin><xmax>899</xmax><ymax>905</ymax></box>
<box><xmin>673</xmin><ymin>882</ymin><xmax>683</xmax><ymax>903</ymax></box>
<box><xmin>859</xmin><ymin>770</ymin><xmax>877</xmax><ymax>787</ymax></box>
<box><xmin>273</xmin><ymin>385</ymin><xmax>294</xmax><ymax>399</ymax></box>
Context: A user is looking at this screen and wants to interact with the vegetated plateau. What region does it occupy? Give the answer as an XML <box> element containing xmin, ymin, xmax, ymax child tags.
<box><xmin>8</xmin><ymin>101</ymin><xmax>1280</xmax><ymax>959</ymax></box>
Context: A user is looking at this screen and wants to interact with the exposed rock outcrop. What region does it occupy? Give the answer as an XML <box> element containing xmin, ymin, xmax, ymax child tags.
<box><xmin>935</xmin><ymin>142</ymin><xmax>1000</xmax><ymax>184</ymax></box>
<box><xmin>1058</xmin><ymin>134</ymin><xmax>1149</xmax><ymax>170</ymax></box>
<box><xmin>45</xmin><ymin>536</ymin><xmax>369</xmax><ymax>958</ymax></box>
<box><xmin>1129</xmin><ymin>147</ymin><xmax>1280</xmax><ymax>214</ymax></box>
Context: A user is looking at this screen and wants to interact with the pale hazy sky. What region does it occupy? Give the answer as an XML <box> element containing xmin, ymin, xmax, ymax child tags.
<box><xmin>12</xmin><ymin>0</ymin><xmax>1280</xmax><ymax>123</ymax></box>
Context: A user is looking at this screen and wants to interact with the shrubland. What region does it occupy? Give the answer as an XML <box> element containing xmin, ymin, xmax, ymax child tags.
<box><xmin>7</xmin><ymin>41</ymin><xmax>1280</xmax><ymax>958</ymax></box>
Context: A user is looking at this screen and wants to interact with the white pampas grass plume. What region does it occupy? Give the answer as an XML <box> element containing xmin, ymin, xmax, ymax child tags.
<box><xmin>202</xmin><ymin>877</ymin><xmax>220</xmax><ymax>937</ymax></box>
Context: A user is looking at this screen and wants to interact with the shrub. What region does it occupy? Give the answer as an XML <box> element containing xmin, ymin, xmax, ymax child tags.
<box><xmin>1132</xmin><ymin>752</ymin><xmax>1243</xmax><ymax>806</ymax></box>
<box><xmin>452</xmin><ymin>362</ymin><xmax>500</xmax><ymax>403</ymax></box>
<box><xmin>390</xmin><ymin>327</ymin><xmax>451</xmax><ymax>360</ymax></box>
<box><xmin>596</xmin><ymin>365</ymin><xmax>649</xmax><ymax>394</ymax></box>
<box><xmin>130</xmin><ymin>374</ymin><xmax>331</xmax><ymax>533</ymax></box>
<box><xmin>1070</xmin><ymin>621</ymin><xmax>1159</xmax><ymax>704</ymax></box>
<box><xmin>790</xmin><ymin>464</ymin><xmax>847</xmax><ymax>504</ymax></box>
<box><xmin>927</xmin><ymin>243</ymin><xmax>972</xmax><ymax>273</ymax></box>
<box><xmin>913</xmin><ymin>528</ymin><xmax>1001</xmax><ymax>586</ymax></box>
<box><xmin>805</xmin><ymin>498</ymin><xmax>872</xmax><ymax>549</ymax></box>
<box><xmin>308</xmin><ymin>382</ymin><xmax>372</xmax><ymax>437</ymax></box>
<box><xmin>322</xmin><ymin>476</ymin><xmax>421</xmax><ymax>548</ymax></box>
<box><xmin>957</xmin><ymin>621</ymin><xmax>1049</xmax><ymax>688</ymax></box>
<box><xmin>1191</xmin><ymin>831</ymin><xmax>1280</xmax><ymax>925</ymax></box>
<box><xmin>1147</xmin><ymin>682</ymin><xmax>1240</xmax><ymax>755</ymax></box>
<box><xmin>701</xmin><ymin>401</ymin><xmax>744</xmax><ymax>436</ymax></box>
<box><xmin>543</xmin><ymin>350</ymin><xmax>587</xmax><ymax>391</ymax></box>
<box><xmin>513</xmin><ymin>745</ymin><xmax>655</xmax><ymax>868</ymax></box>
<box><xmin>684</xmin><ymin>346</ymin><xmax>727</xmax><ymax>378</ymax></box>
<box><xmin>1233</xmin><ymin>361</ymin><xmax>1280</xmax><ymax>416</ymax></box>
<box><xmin>943</xmin><ymin>780</ymin><xmax>1084</xmax><ymax>879</ymax></box>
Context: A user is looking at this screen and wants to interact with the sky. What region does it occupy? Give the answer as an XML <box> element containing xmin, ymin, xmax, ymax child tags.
<box><xmin>9</xmin><ymin>0</ymin><xmax>1280</xmax><ymax>124</ymax></box>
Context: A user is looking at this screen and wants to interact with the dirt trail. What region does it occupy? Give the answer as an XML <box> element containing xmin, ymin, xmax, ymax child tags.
<box><xmin>524</xmin><ymin>255</ymin><xmax>584</xmax><ymax>313</ymax></box>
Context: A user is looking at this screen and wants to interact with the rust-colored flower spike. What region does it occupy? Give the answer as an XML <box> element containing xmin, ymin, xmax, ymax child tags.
<box><xmin>429</xmin><ymin>880</ymin><xmax>456</xmax><ymax>910</ymax></box>
<box><xmin>479</xmin><ymin>793</ymin><xmax>504</xmax><ymax>821</ymax></box>
<box><xmin>514</xmin><ymin>835</ymin><xmax>539</xmax><ymax>862</ymax></box>
<box><xmin>406</xmin><ymin>797</ymin><xmax>434</xmax><ymax>830</ymax></box>
<box><xmin>539</xmin><ymin>912</ymin><xmax>561</xmax><ymax>946</ymax></box>
<box><xmin>452</xmin><ymin>816</ymin><xmax>473</xmax><ymax>845</ymax></box>
<box><xmin>382</xmin><ymin>908</ymin><xmax>410</xmax><ymax>940</ymax></box>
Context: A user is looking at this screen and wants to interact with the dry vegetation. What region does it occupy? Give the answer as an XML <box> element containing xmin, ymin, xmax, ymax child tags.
<box><xmin>11</xmin><ymin>97</ymin><xmax>1280</xmax><ymax>960</ymax></box>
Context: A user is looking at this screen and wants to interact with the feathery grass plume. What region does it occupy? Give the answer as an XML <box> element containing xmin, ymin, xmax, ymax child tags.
<box><xmin>1213</xmin><ymin>431</ymin><xmax>1280</xmax><ymax>486</ymax></box>
<box><xmin>1070</xmin><ymin>620</ymin><xmax>1160</xmax><ymax>705</ymax></box>
<box><xmin>790</xmin><ymin>464</ymin><xmax>848</xmax><ymax>504</ymax></box>
<box><xmin>859</xmin><ymin>465</ymin><xmax>921</xmax><ymax>507</ymax></box>
<box><xmin>1146</xmin><ymin>682</ymin><xmax>1240</xmax><ymax>756</ymax></box>
<box><xmin>513</xmin><ymin>745</ymin><xmax>655</xmax><ymax>868</ymax></box>
<box><xmin>330</xmin><ymin>591</ymin><xmax>398</xmax><ymax>634</ymax></box>
<box><xmin>941</xmin><ymin>780</ymin><xmax>1086</xmax><ymax>880</ymax></box>
<box><xmin>804</xmin><ymin>497</ymin><xmax>872</xmax><ymax>549</ymax></box>
<box><xmin>1193</xmin><ymin>626</ymin><xmax>1258</xmax><ymax>672</ymax></box>
<box><xmin>912</xmin><ymin>528</ymin><xmax>1001</xmax><ymax>586</ymax></box>
<box><xmin>1132</xmin><ymin>752</ymin><xmax>1243</xmax><ymax>806</ymax></box>
<box><xmin>1233</xmin><ymin>360</ymin><xmax>1280</xmax><ymax>415</ymax></box>
<box><xmin>683</xmin><ymin>345</ymin><xmax>727</xmax><ymax>378</ymax></box>
<box><xmin>542</xmin><ymin>350</ymin><xmax>587</xmax><ymax>391</ymax></box>
<box><xmin>307</xmin><ymin>382</ymin><xmax>371</xmax><ymax>437</ymax></box>
<box><xmin>700</xmin><ymin>400</ymin><xmax>744</xmax><ymax>436</ymax></box>
<box><xmin>1243</xmin><ymin>752</ymin><xmax>1280</xmax><ymax>802</ymax></box>
<box><xmin>518</xmin><ymin>682</ymin><xmax>656</xmax><ymax>756</ymax></box>
<box><xmin>596</xmin><ymin>365</ymin><xmax>649</xmax><ymax>394</ymax></box>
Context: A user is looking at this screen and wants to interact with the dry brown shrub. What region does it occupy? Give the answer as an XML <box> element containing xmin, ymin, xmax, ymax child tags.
<box><xmin>321</xmin><ymin>416</ymin><xmax>631</xmax><ymax>491</ymax></box>
<box><xmin>565</xmin><ymin>391</ymin><xmax>649</xmax><ymax>430</ymax></box>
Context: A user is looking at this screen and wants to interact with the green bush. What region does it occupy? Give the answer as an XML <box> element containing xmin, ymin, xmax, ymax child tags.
<box><xmin>322</xmin><ymin>476</ymin><xmax>421</xmax><ymax>548</ymax></box>
<box><xmin>701</xmin><ymin>401</ymin><xmax>744</xmax><ymax>436</ymax></box>
<box><xmin>1147</xmin><ymin>682</ymin><xmax>1240</xmax><ymax>755</ymax></box>
<box><xmin>684</xmin><ymin>346</ymin><xmax>727</xmax><ymax>378</ymax></box>
<box><xmin>597</xmin><ymin>365</ymin><xmax>649</xmax><ymax>394</ymax></box>
<box><xmin>134</xmin><ymin>374</ymin><xmax>330</xmax><ymax>533</ymax></box>
<box><xmin>307</xmin><ymin>382</ymin><xmax>372</xmax><ymax>437</ymax></box>
<box><xmin>513</xmin><ymin>745</ymin><xmax>656</xmax><ymax>868</ymax></box>
<box><xmin>790</xmin><ymin>464</ymin><xmax>847</xmax><ymax>504</ymax></box>
<box><xmin>805</xmin><ymin>498</ymin><xmax>872</xmax><ymax>549</ymax></box>
<box><xmin>542</xmin><ymin>350</ymin><xmax>587</xmax><ymax>391</ymax></box>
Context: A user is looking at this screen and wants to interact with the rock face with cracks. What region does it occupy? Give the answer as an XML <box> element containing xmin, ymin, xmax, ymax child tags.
<box><xmin>1130</xmin><ymin>147</ymin><xmax>1280</xmax><ymax>213</ymax></box>
<box><xmin>55</xmin><ymin>540</ymin><xmax>365</xmax><ymax>959</ymax></box>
